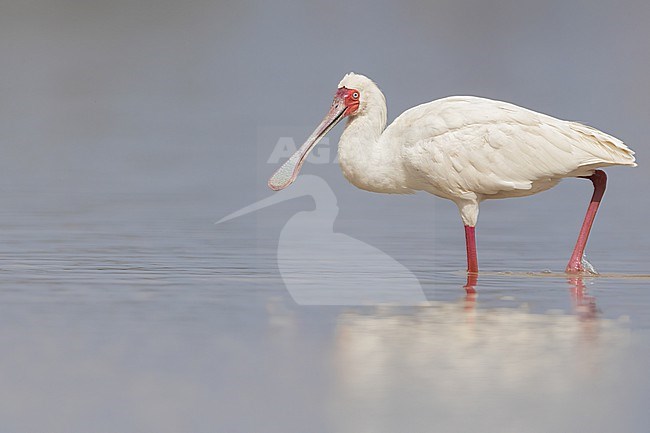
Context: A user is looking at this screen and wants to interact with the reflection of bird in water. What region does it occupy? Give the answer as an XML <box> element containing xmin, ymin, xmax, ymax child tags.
<box><xmin>463</xmin><ymin>274</ymin><xmax>601</xmax><ymax>320</ymax></box>
<box><xmin>217</xmin><ymin>175</ymin><xmax>426</xmax><ymax>305</ymax></box>
<box><xmin>330</xmin><ymin>279</ymin><xmax>629</xmax><ymax>433</ymax></box>
<box><xmin>268</xmin><ymin>73</ymin><xmax>636</xmax><ymax>275</ymax></box>
<box><xmin>569</xmin><ymin>277</ymin><xmax>599</xmax><ymax>320</ymax></box>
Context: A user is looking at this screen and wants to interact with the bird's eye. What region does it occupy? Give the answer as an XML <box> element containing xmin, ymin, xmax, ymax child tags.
<box><xmin>352</xmin><ymin>92</ymin><xmax>359</xmax><ymax>100</ymax></box>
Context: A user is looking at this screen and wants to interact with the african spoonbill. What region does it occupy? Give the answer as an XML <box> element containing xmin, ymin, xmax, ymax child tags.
<box><xmin>268</xmin><ymin>73</ymin><xmax>636</xmax><ymax>274</ymax></box>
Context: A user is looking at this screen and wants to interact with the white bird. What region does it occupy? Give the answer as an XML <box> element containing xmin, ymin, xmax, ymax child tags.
<box><xmin>268</xmin><ymin>73</ymin><xmax>636</xmax><ymax>274</ymax></box>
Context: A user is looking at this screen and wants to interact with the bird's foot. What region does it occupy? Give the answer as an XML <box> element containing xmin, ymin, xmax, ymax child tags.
<box><xmin>463</xmin><ymin>272</ymin><xmax>478</xmax><ymax>294</ymax></box>
<box><xmin>565</xmin><ymin>254</ymin><xmax>599</xmax><ymax>275</ymax></box>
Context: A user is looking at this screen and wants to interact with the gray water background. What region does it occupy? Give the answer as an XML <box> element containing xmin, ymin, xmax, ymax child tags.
<box><xmin>1</xmin><ymin>1</ymin><xmax>650</xmax><ymax>432</ymax></box>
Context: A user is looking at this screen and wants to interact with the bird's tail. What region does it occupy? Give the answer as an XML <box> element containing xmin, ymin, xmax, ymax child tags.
<box><xmin>569</xmin><ymin>122</ymin><xmax>637</xmax><ymax>167</ymax></box>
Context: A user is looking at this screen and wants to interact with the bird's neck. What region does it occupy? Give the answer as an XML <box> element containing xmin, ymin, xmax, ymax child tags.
<box><xmin>337</xmin><ymin>95</ymin><xmax>411</xmax><ymax>194</ymax></box>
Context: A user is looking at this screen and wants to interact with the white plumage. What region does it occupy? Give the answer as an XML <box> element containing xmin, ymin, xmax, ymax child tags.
<box><xmin>269</xmin><ymin>72</ymin><xmax>636</xmax><ymax>274</ymax></box>
<box><xmin>336</xmin><ymin>73</ymin><xmax>635</xmax><ymax>226</ymax></box>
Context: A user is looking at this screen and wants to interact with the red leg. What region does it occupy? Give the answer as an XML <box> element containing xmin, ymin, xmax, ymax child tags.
<box><xmin>464</xmin><ymin>225</ymin><xmax>479</xmax><ymax>274</ymax></box>
<box><xmin>463</xmin><ymin>226</ymin><xmax>479</xmax><ymax>303</ymax></box>
<box><xmin>565</xmin><ymin>170</ymin><xmax>607</xmax><ymax>273</ymax></box>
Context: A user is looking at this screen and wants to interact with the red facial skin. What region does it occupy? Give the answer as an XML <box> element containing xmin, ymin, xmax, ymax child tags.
<box><xmin>335</xmin><ymin>87</ymin><xmax>361</xmax><ymax>116</ymax></box>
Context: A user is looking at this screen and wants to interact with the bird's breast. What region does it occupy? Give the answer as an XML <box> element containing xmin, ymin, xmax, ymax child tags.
<box><xmin>337</xmin><ymin>138</ymin><xmax>414</xmax><ymax>195</ymax></box>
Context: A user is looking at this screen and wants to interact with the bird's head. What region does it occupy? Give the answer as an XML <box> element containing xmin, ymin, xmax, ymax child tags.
<box><xmin>337</xmin><ymin>72</ymin><xmax>381</xmax><ymax>117</ymax></box>
<box><xmin>268</xmin><ymin>72</ymin><xmax>380</xmax><ymax>191</ymax></box>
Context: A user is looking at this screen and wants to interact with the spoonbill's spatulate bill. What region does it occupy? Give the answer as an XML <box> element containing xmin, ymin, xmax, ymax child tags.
<box><xmin>268</xmin><ymin>73</ymin><xmax>636</xmax><ymax>274</ymax></box>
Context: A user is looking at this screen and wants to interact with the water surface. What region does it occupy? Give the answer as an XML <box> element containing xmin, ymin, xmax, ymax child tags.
<box><xmin>0</xmin><ymin>167</ymin><xmax>649</xmax><ymax>433</ymax></box>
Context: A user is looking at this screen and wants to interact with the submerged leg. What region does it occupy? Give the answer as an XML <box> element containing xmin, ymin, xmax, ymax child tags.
<box><xmin>565</xmin><ymin>170</ymin><xmax>607</xmax><ymax>273</ymax></box>
<box><xmin>464</xmin><ymin>225</ymin><xmax>479</xmax><ymax>274</ymax></box>
<box><xmin>464</xmin><ymin>269</ymin><xmax>478</xmax><ymax>297</ymax></box>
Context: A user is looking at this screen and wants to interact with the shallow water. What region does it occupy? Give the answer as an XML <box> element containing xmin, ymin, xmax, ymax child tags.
<box><xmin>0</xmin><ymin>158</ymin><xmax>649</xmax><ymax>433</ymax></box>
<box><xmin>3</xmin><ymin>0</ymin><xmax>650</xmax><ymax>430</ymax></box>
